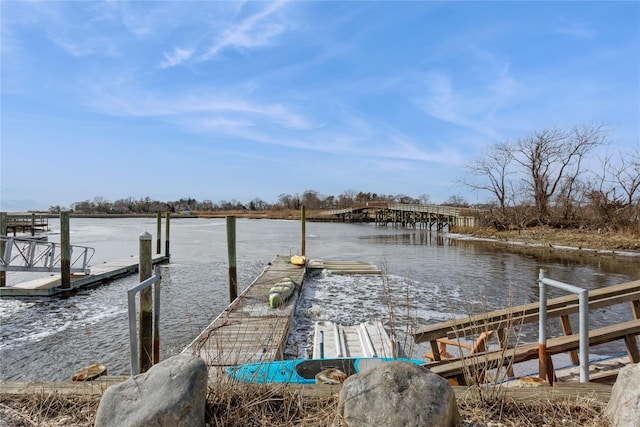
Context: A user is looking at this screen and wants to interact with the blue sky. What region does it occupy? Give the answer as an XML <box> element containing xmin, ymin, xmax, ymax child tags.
<box><xmin>1</xmin><ymin>1</ymin><xmax>638</xmax><ymax>212</ymax></box>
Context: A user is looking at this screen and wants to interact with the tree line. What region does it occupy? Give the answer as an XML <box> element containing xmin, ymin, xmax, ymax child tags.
<box><xmin>460</xmin><ymin>124</ymin><xmax>639</xmax><ymax>231</ymax></box>
<box><xmin>49</xmin><ymin>191</ymin><xmax>455</xmax><ymax>215</ymax></box>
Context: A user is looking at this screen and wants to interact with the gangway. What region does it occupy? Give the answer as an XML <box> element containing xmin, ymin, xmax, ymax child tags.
<box><xmin>0</xmin><ymin>235</ymin><xmax>94</xmax><ymax>274</ymax></box>
<box><xmin>313</xmin><ymin>320</ymin><xmax>396</xmax><ymax>359</ymax></box>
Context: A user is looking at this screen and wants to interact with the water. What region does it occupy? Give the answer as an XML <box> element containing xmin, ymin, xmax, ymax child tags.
<box><xmin>1</xmin><ymin>218</ymin><xmax>638</xmax><ymax>381</ymax></box>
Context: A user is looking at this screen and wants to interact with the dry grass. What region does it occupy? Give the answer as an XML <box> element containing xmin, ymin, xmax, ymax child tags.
<box><xmin>467</xmin><ymin>226</ymin><xmax>640</xmax><ymax>252</ymax></box>
<box><xmin>0</xmin><ymin>393</ymin><xmax>99</xmax><ymax>427</ymax></box>
<box><xmin>0</xmin><ymin>384</ymin><xmax>612</xmax><ymax>427</ymax></box>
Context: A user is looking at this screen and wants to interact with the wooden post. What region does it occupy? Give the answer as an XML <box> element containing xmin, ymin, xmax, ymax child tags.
<box><xmin>164</xmin><ymin>213</ymin><xmax>170</xmax><ymax>258</ymax></box>
<box><xmin>156</xmin><ymin>213</ymin><xmax>162</xmax><ymax>255</ymax></box>
<box><xmin>60</xmin><ymin>212</ymin><xmax>71</xmax><ymax>289</ymax></box>
<box><xmin>301</xmin><ymin>206</ymin><xmax>306</xmax><ymax>257</ymax></box>
<box><xmin>226</xmin><ymin>216</ymin><xmax>238</xmax><ymax>302</ymax></box>
<box><xmin>139</xmin><ymin>232</ymin><xmax>153</xmax><ymax>373</ymax></box>
<box><xmin>0</xmin><ymin>212</ymin><xmax>7</xmax><ymax>287</ymax></box>
<box><xmin>31</xmin><ymin>213</ymin><xmax>36</xmax><ymax>236</ymax></box>
<box><xmin>153</xmin><ymin>265</ymin><xmax>160</xmax><ymax>365</ymax></box>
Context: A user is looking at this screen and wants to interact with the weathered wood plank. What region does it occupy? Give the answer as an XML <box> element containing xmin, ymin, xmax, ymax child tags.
<box><xmin>183</xmin><ymin>255</ymin><xmax>305</xmax><ymax>367</ymax></box>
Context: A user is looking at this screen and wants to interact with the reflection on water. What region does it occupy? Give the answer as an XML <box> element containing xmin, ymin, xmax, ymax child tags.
<box><xmin>0</xmin><ymin>218</ymin><xmax>638</xmax><ymax>381</ymax></box>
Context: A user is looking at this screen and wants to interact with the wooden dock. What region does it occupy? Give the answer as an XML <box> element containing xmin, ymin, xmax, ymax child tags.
<box><xmin>0</xmin><ymin>255</ymin><xmax>169</xmax><ymax>297</ymax></box>
<box><xmin>307</xmin><ymin>259</ymin><xmax>381</xmax><ymax>274</ymax></box>
<box><xmin>183</xmin><ymin>255</ymin><xmax>306</xmax><ymax>368</ymax></box>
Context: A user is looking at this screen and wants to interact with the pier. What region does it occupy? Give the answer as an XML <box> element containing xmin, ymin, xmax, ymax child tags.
<box><xmin>0</xmin><ymin>255</ymin><xmax>170</xmax><ymax>297</ymax></box>
<box><xmin>183</xmin><ymin>255</ymin><xmax>306</xmax><ymax>370</ymax></box>
<box><xmin>5</xmin><ymin>214</ymin><xmax>50</xmax><ymax>236</ymax></box>
<box><xmin>321</xmin><ymin>202</ymin><xmax>478</xmax><ymax>230</ymax></box>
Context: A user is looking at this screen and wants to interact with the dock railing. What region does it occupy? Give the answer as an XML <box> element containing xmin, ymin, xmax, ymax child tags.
<box><xmin>0</xmin><ymin>236</ymin><xmax>94</xmax><ymax>273</ymax></box>
<box><xmin>538</xmin><ymin>269</ymin><xmax>589</xmax><ymax>383</ymax></box>
<box><xmin>127</xmin><ymin>264</ymin><xmax>161</xmax><ymax>376</ymax></box>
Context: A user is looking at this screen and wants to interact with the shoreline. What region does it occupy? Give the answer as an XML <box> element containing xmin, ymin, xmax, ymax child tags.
<box><xmin>445</xmin><ymin>232</ymin><xmax>640</xmax><ymax>258</ymax></box>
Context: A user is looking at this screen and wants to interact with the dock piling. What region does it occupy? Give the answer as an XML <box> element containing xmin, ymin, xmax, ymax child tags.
<box><xmin>139</xmin><ymin>232</ymin><xmax>153</xmax><ymax>373</ymax></box>
<box><xmin>156</xmin><ymin>213</ymin><xmax>162</xmax><ymax>255</ymax></box>
<box><xmin>164</xmin><ymin>213</ymin><xmax>170</xmax><ymax>258</ymax></box>
<box><xmin>0</xmin><ymin>212</ymin><xmax>6</xmax><ymax>287</ymax></box>
<box><xmin>227</xmin><ymin>216</ymin><xmax>238</xmax><ymax>302</ymax></box>
<box><xmin>301</xmin><ymin>206</ymin><xmax>306</xmax><ymax>257</ymax></box>
<box><xmin>60</xmin><ymin>212</ymin><xmax>71</xmax><ymax>290</ymax></box>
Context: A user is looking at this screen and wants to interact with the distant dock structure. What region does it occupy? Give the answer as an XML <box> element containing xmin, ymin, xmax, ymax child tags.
<box><xmin>320</xmin><ymin>202</ymin><xmax>478</xmax><ymax>230</ymax></box>
<box><xmin>0</xmin><ymin>211</ymin><xmax>171</xmax><ymax>297</ymax></box>
<box><xmin>5</xmin><ymin>213</ymin><xmax>50</xmax><ymax>236</ymax></box>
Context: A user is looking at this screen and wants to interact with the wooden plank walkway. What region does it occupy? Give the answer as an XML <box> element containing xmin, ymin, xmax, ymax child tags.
<box><xmin>183</xmin><ymin>255</ymin><xmax>306</xmax><ymax>367</ymax></box>
<box><xmin>0</xmin><ymin>255</ymin><xmax>170</xmax><ymax>297</ymax></box>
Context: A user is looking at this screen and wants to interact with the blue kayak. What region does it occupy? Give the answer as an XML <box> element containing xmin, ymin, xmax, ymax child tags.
<box><xmin>226</xmin><ymin>357</ymin><xmax>425</xmax><ymax>384</ymax></box>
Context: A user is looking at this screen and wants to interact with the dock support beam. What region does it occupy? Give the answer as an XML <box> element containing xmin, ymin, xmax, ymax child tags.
<box><xmin>156</xmin><ymin>213</ymin><xmax>162</xmax><ymax>255</ymax></box>
<box><xmin>227</xmin><ymin>216</ymin><xmax>238</xmax><ymax>302</ymax></box>
<box><xmin>164</xmin><ymin>213</ymin><xmax>170</xmax><ymax>258</ymax></box>
<box><xmin>0</xmin><ymin>212</ymin><xmax>6</xmax><ymax>287</ymax></box>
<box><xmin>139</xmin><ymin>232</ymin><xmax>153</xmax><ymax>373</ymax></box>
<box><xmin>301</xmin><ymin>206</ymin><xmax>306</xmax><ymax>257</ymax></box>
<box><xmin>60</xmin><ymin>212</ymin><xmax>71</xmax><ymax>290</ymax></box>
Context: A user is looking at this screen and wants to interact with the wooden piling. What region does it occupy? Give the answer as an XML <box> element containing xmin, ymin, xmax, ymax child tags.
<box><xmin>301</xmin><ymin>206</ymin><xmax>306</xmax><ymax>257</ymax></box>
<box><xmin>156</xmin><ymin>213</ymin><xmax>161</xmax><ymax>255</ymax></box>
<box><xmin>0</xmin><ymin>212</ymin><xmax>6</xmax><ymax>287</ymax></box>
<box><xmin>227</xmin><ymin>216</ymin><xmax>238</xmax><ymax>302</ymax></box>
<box><xmin>60</xmin><ymin>212</ymin><xmax>71</xmax><ymax>289</ymax></box>
<box><xmin>164</xmin><ymin>213</ymin><xmax>170</xmax><ymax>258</ymax></box>
<box><xmin>138</xmin><ymin>232</ymin><xmax>153</xmax><ymax>373</ymax></box>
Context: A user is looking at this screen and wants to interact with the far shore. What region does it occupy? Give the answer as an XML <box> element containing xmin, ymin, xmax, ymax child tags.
<box><xmin>7</xmin><ymin>211</ymin><xmax>639</xmax><ymax>257</ymax></box>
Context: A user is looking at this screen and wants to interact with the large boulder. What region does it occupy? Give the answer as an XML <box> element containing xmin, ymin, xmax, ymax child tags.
<box><xmin>95</xmin><ymin>354</ymin><xmax>208</xmax><ymax>427</ymax></box>
<box><xmin>337</xmin><ymin>361</ymin><xmax>459</xmax><ymax>427</ymax></box>
<box><xmin>606</xmin><ymin>363</ymin><xmax>640</xmax><ymax>427</ymax></box>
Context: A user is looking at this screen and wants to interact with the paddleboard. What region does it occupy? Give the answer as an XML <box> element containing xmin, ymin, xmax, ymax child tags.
<box><xmin>226</xmin><ymin>357</ymin><xmax>424</xmax><ymax>384</ymax></box>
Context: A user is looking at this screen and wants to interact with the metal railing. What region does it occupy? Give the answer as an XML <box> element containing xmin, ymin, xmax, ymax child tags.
<box><xmin>128</xmin><ymin>266</ymin><xmax>161</xmax><ymax>376</ymax></box>
<box><xmin>538</xmin><ymin>269</ymin><xmax>589</xmax><ymax>382</ymax></box>
<box><xmin>0</xmin><ymin>236</ymin><xmax>94</xmax><ymax>273</ymax></box>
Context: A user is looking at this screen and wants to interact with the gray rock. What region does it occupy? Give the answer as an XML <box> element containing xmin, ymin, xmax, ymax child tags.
<box><xmin>606</xmin><ymin>363</ymin><xmax>640</xmax><ymax>427</ymax></box>
<box><xmin>337</xmin><ymin>361</ymin><xmax>459</xmax><ymax>427</ymax></box>
<box><xmin>95</xmin><ymin>354</ymin><xmax>208</xmax><ymax>427</ymax></box>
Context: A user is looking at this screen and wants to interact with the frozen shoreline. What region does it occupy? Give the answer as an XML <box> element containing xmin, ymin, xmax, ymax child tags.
<box><xmin>445</xmin><ymin>233</ymin><xmax>640</xmax><ymax>258</ymax></box>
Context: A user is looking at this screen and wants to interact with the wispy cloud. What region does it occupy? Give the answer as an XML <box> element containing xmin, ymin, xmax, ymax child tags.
<box><xmin>200</xmin><ymin>1</ymin><xmax>288</xmax><ymax>61</ymax></box>
<box><xmin>160</xmin><ymin>47</ymin><xmax>194</xmax><ymax>68</ymax></box>
<box><xmin>553</xmin><ymin>22</ymin><xmax>596</xmax><ymax>39</ymax></box>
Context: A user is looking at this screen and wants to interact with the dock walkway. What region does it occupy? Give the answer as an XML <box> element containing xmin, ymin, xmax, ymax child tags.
<box><xmin>183</xmin><ymin>255</ymin><xmax>306</xmax><ymax>369</ymax></box>
<box><xmin>0</xmin><ymin>255</ymin><xmax>169</xmax><ymax>297</ymax></box>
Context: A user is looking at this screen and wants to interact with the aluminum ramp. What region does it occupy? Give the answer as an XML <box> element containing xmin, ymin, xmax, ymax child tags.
<box><xmin>312</xmin><ymin>320</ymin><xmax>395</xmax><ymax>358</ymax></box>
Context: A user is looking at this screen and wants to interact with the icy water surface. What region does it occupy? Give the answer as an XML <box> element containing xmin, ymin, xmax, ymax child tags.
<box><xmin>1</xmin><ymin>218</ymin><xmax>638</xmax><ymax>380</ymax></box>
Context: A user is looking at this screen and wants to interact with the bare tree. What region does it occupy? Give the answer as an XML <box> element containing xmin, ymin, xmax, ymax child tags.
<box><xmin>418</xmin><ymin>193</ymin><xmax>431</xmax><ymax>205</ymax></box>
<box><xmin>461</xmin><ymin>142</ymin><xmax>514</xmax><ymax>214</ymax></box>
<box><xmin>512</xmin><ymin>125</ymin><xmax>607</xmax><ymax>224</ymax></box>
<box><xmin>612</xmin><ymin>146</ymin><xmax>640</xmax><ymax>207</ymax></box>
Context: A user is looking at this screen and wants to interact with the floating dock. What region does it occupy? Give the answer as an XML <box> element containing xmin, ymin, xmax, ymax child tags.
<box><xmin>0</xmin><ymin>255</ymin><xmax>169</xmax><ymax>297</ymax></box>
<box><xmin>312</xmin><ymin>320</ymin><xmax>396</xmax><ymax>358</ymax></box>
<box><xmin>307</xmin><ymin>259</ymin><xmax>381</xmax><ymax>274</ymax></box>
<box><xmin>183</xmin><ymin>255</ymin><xmax>306</xmax><ymax>369</ymax></box>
